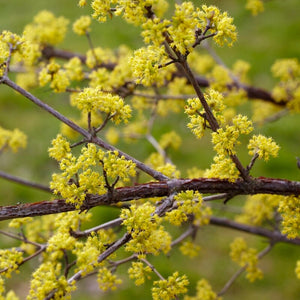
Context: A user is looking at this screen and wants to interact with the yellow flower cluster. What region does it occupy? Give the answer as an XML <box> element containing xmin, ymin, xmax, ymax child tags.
<box><xmin>73</xmin><ymin>230</ymin><xmax>114</xmax><ymax>275</ymax></box>
<box><xmin>91</xmin><ymin>0</ymin><xmax>112</xmax><ymax>23</ymax></box>
<box><xmin>91</xmin><ymin>0</ymin><xmax>169</xmax><ymax>25</ymax></box>
<box><xmin>236</xmin><ymin>194</ymin><xmax>281</xmax><ymax>226</ymax></box>
<box><xmin>185</xmin><ymin>279</ymin><xmax>221</xmax><ymax>300</ymax></box>
<box><xmin>97</xmin><ymin>267</ymin><xmax>123</xmax><ymax>291</ymax></box>
<box><xmin>212</xmin><ymin>114</ymin><xmax>253</xmax><ymax>156</ymax></box>
<box><xmin>179</xmin><ymin>241</ymin><xmax>201</xmax><ymax>258</ymax></box>
<box><xmin>86</xmin><ymin>46</ymin><xmax>114</xmax><ymax>69</ymax></box>
<box><xmin>142</xmin><ymin>18</ymin><xmax>170</xmax><ymax>47</ymax></box>
<box><xmin>165</xmin><ymin>191</ymin><xmax>211</xmax><ymax>227</ymax></box>
<box><xmin>232</xmin><ymin>60</ymin><xmax>251</xmax><ymax>83</ymax></box>
<box><xmin>0</xmin><ymin>248</ymin><xmax>23</xmax><ymax>278</ymax></box>
<box><xmin>71</xmin><ymin>87</ymin><xmax>132</xmax><ymax>124</ymax></box>
<box><xmin>0</xmin><ymin>126</ymin><xmax>27</xmax><ymax>153</ymax></box>
<box><xmin>121</xmin><ymin>203</ymin><xmax>171</xmax><ymax>255</ymax></box>
<box><xmin>45</xmin><ymin>211</ymin><xmax>92</xmax><ymax>262</ymax></box>
<box><xmin>64</xmin><ymin>57</ymin><xmax>84</xmax><ymax>81</ymax></box>
<box><xmin>48</xmin><ymin>134</ymin><xmax>71</xmax><ymax>161</ymax></box>
<box><xmin>271</xmin><ymin>58</ymin><xmax>300</xmax><ymax>112</ymax></box>
<box><xmin>159</xmin><ymin>131</ymin><xmax>182</xmax><ymax>150</ymax></box>
<box><xmin>73</xmin><ymin>15</ymin><xmax>92</xmax><ymax>36</ymax></box>
<box><xmin>246</xmin><ymin>0</ymin><xmax>264</xmax><ymax>16</ymax></box>
<box><xmin>152</xmin><ymin>272</ymin><xmax>189</xmax><ymax>300</ymax></box>
<box><xmin>27</xmin><ymin>262</ymin><xmax>72</xmax><ymax>300</ymax></box>
<box><xmin>128</xmin><ymin>261</ymin><xmax>152</xmax><ymax>286</ymax></box>
<box><xmin>167</xmin><ymin>2</ymin><xmax>199</xmax><ymax>54</ymax></box>
<box><xmin>278</xmin><ymin>196</ymin><xmax>300</xmax><ymax>239</ymax></box>
<box><xmin>230</xmin><ymin>237</ymin><xmax>263</xmax><ymax>282</ymax></box>
<box><xmin>296</xmin><ymin>261</ymin><xmax>300</xmax><ymax>280</ymax></box>
<box><xmin>23</xmin><ymin>10</ymin><xmax>69</xmax><ymax>46</ymax></box>
<box><xmin>129</xmin><ymin>45</ymin><xmax>172</xmax><ymax>87</ymax></box>
<box><xmin>209</xmin><ymin>65</ymin><xmax>232</xmax><ymax>92</ymax></box>
<box><xmin>146</xmin><ymin>152</ymin><xmax>180</xmax><ymax>178</ymax></box>
<box><xmin>204</xmin><ymin>154</ymin><xmax>240</xmax><ymax>182</ymax></box>
<box><xmin>0</xmin><ymin>276</ymin><xmax>19</xmax><ymax>300</ymax></box>
<box><xmin>185</xmin><ymin>89</ymin><xmax>225</xmax><ymax>139</ymax></box>
<box><xmin>0</xmin><ymin>30</ymin><xmax>40</xmax><ymax>75</ymax></box>
<box><xmin>38</xmin><ymin>60</ymin><xmax>70</xmax><ymax>92</ymax></box>
<box><xmin>49</xmin><ymin>140</ymin><xmax>136</xmax><ymax>208</ymax></box>
<box><xmin>248</xmin><ymin>134</ymin><xmax>279</xmax><ymax>161</ymax></box>
<box><xmin>198</xmin><ymin>5</ymin><xmax>237</xmax><ymax>47</ymax></box>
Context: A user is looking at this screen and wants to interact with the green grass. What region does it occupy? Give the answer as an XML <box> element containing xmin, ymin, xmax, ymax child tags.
<box><xmin>0</xmin><ymin>1</ymin><xmax>300</xmax><ymax>300</ymax></box>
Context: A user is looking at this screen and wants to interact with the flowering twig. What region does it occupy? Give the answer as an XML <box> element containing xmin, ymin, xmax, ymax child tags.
<box><xmin>1</xmin><ymin>76</ymin><xmax>168</xmax><ymax>181</ymax></box>
<box><xmin>217</xmin><ymin>242</ymin><xmax>274</xmax><ymax>296</ymax></box>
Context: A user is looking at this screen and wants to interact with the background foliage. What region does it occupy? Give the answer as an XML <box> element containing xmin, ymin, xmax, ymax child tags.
<box><xmin>0</xmin><ymin>0</ymin><xmax>299</xmax><ymax>299</ymax></box>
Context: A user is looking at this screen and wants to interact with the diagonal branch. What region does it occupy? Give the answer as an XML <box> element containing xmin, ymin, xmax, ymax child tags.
<box><xmin>0</xmin><ymin>170</ymin><xmax>51</xmax><ymax>193</ymax></box>
<box><xmin>1</xmin><ymin>76</ymin><xmax>168</xmax><ymax>182</ymax></box>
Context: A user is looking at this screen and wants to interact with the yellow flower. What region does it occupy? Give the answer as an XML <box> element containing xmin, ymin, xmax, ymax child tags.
<box><xmin>246</xmin><ymin>0</ymin><xmax>264</xmax><ymax>16</ymax></box>
<box><xmin>230</xmin><ymin>237</ymin><xmax>263</xmax><ymax>282</ymax></box>
<box><xmin>23</xmin><ymin>10</ymin><xmax>69</xmax><ymax>45</ymax></box>
<box><xmin>248</xmin><ymin>134</ymin><xmax>279</xmax><ymax>161</ymax></box>
<box><xmin>73</xmin><ymin>15</ymin><xmax>92</xmax><ymax>36</ymax></box>
<box><xmin>152</xmin><ymin>272</ymin><xmax>189</xmax><ymax>300</ymax></box>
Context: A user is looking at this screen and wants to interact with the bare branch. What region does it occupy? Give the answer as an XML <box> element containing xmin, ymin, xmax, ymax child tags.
<box><xmin>0</xmin><ymin>170</ymin><xmax>51</xmax><ymax>193</ymax></box>
<box><xmin>1</xmin><ymin>177</ymin><xmax>300</xmax><ymax>222</ymax></box>
<box><xmin>210</xmin><ymin>216</ymin><xmax>300</xmax><ymax>245</ymax></box>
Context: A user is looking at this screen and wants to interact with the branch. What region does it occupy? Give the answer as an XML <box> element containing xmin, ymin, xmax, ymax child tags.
<box><xmin>218</xmin><ymin>242</ymin><xmax>274</xmax><ymax>296</ymax></box>
<box><xmin>210</xmin><ymin>216</ymin><xmax>300</xmax><ymax>245</ymax></box>
<box><xmin>1</xmin><ymin>76</ymin><xmax>168</xmax><ymax>181</ymax></box>
<box><xmin>0</xmin><ymin>170</ymin><xmax>51</xmax><ymax>193</ymax></box>
<box><xmin>1</xmin><ymin>177</ymin><xmax>300</xmax><ymax>221</ymax></box>
<box><xmin>39</xmin><ymin>46</ymin><xmax>286</xmax><ymax>107</ymax></box>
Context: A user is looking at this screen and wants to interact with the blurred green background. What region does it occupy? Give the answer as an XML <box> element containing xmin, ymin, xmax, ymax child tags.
<box><xmin>0</xmin><ymin>0</ymin><xmax>300</xmax><ymax>299</ymax></box>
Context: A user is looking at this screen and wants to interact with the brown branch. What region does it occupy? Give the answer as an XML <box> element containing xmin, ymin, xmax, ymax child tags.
<box><xmin>1</xmin><ymin>177</ymin><xmax>300</xmax><ymax>221</ymax></box>
<box><xmin>210</xmin><ymin>216</ymin><xmax>300</xmax><ymax>245</ymax></box>
<box><xmin>0</xmin><ymin>170</ymin><xmax>51</xmax><ymax>193</ymax></box>
<box><xmin>1</xmin><ymin>76</ymin><xmax>168</xmax><ymax>181</ymax></box>
<box><xmin>40</xmin><ymin>46</ymin><xmax>286</xmax><ymax>107</ymax></box>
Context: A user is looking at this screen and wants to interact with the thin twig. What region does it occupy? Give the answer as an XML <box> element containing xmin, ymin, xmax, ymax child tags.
<box><xmin>139</xmin><ymin>257</ymin><xmax>165</xmax><ymax>281</ymax></box>
<box><xmin>218</xmin><ymin>242</ymin><xmax>274</xmax><ymax>296</ymax></box>
<box><xmin>1</xmin><ymin>76</ymin><xmax>168</xmax><ymax>181</ymax></box>
<box><xmin>0</xmin><ymin>170</ymin><xmax>52</xmax><ymax>193</ymax></box>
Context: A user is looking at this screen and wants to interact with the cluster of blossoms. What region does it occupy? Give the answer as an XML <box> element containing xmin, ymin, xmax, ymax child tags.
<box><xmin>165</xmin><ymin>191</ymin><xmax>212</xmax><ymax>227</ymax></box>
<box><xmin>246</xmin><ymin>0</ymin><xmax>264</xmax><ymax>16</ymax></box>
<box><xmin>49</xmin><ymin>136</ymin><xmax>136</xmax><ymax>208</ymax></box>
<box><xmin>237</xmin><ymin>194</ymin><xmax>282</xmax><ymax>226</ymax></box>
<box><xmin>185</xmin><ymin>89</ymin><xmax>226</xmax><ymax>139</ymax></box>
<box><xmin>27</xmin><ymin>261</ymin><xmax>73</xmax><ymax>300</ymax></box>
<box><xmin>152</xmin><ymin>272</ymin><xmax>189</xmax><ymax>300</ymax></box>
<box><xmin>71</xmin><ymin>87</ymin><xmax>132</xmax><ymax>124</ymax></box>
<box><xmin>23</xmin><ymin>10</ymin><xmax>69</xmax><ymax>46</ymax></box>
<box><xmin>230</xmin><ymin>237</ymin><xmax>263</xmax><ymax>282</ymax></box>
<box><xmin>185</xmin><ymin>279</ymin><xmax>221</xmax><ymax>300</ymax></box>
<box><xmin>271</xmin><ymin>58</ymin><xmax>300</xmax><ymax>112</ymax></box>
<box><xmin>0</xmin><ymin>248</ymin><xmax>23</xmax><ymax>279</ymax></box>
<box><xmin>0</xmin><ymin>126</ymin><xmax>27</xmax><ymax>153</ymax></box>
<box><xmin>128</xmin><ymin>260</ymin><xmax>152</xmax><ymax>286</ymax></box>
<box><xmin>90</xmin><ymin>0</ymin><xmax>169</xmax><ymax>25</ymax></box>
<box><xmin>278</xmin><ymin>196</ymin><xmax>300</xmax><ymax>239</ymax></box>
<box><xmin>247</xmin><ymin>134</ymin><xmax>279</xmax><ymax>161</ymax></box>
<box><xmin>121</xmin><ymin>203</ymin><xmax>171</xmax><ymax>255</ymax></box>
<box><xmin>146</xmin><ymin>152</ymin><xmax>180</xmax><ymax>178</ymax></box>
